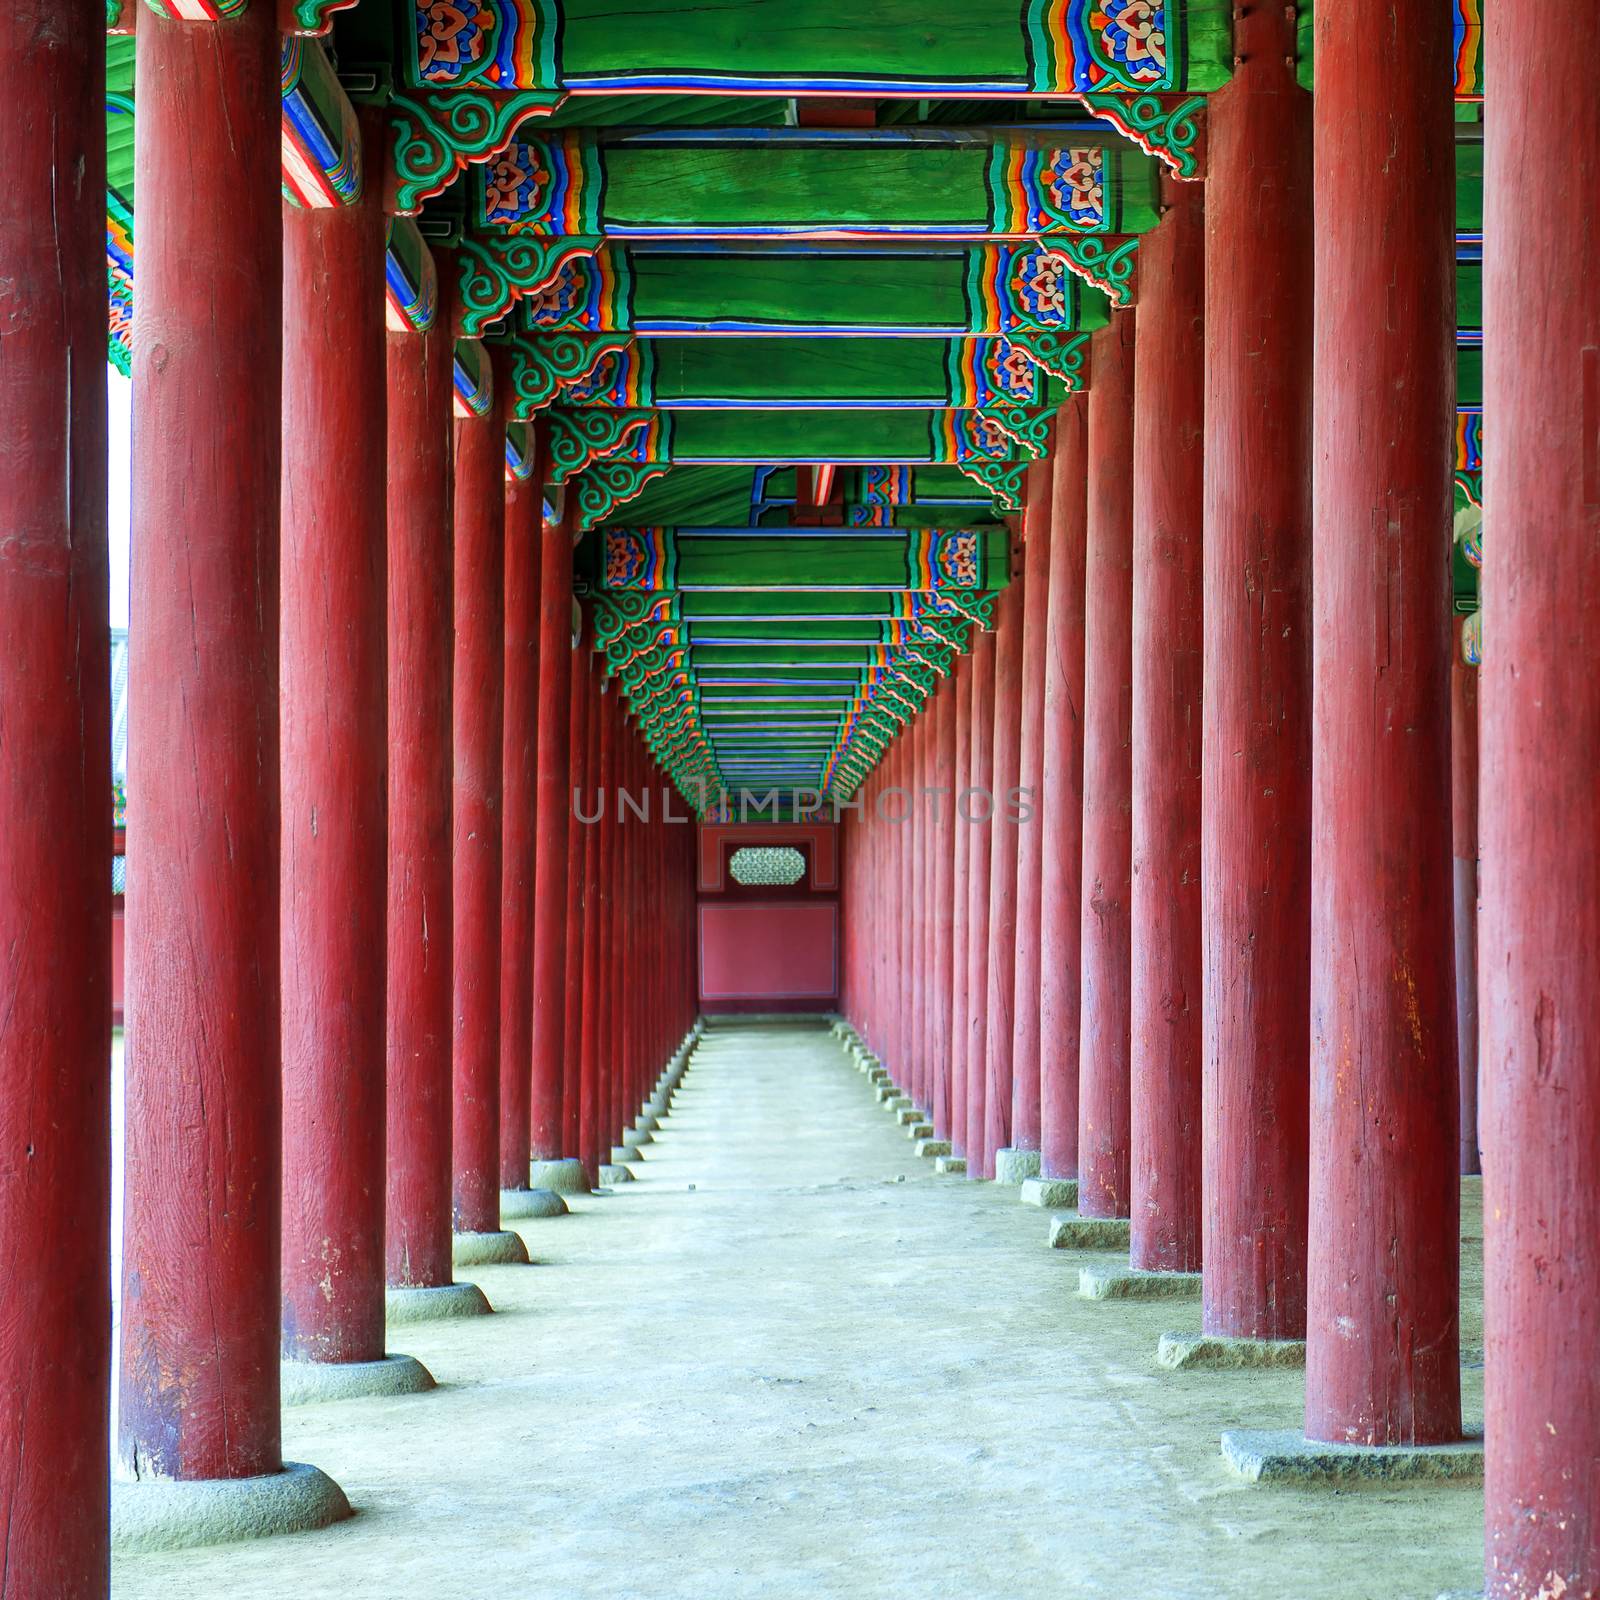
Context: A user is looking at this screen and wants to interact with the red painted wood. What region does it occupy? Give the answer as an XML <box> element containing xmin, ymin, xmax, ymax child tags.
<box><xmin>983</xmin><ymin>565</ymin><xmax>1024</xmax><ymax>1175</ymax></box>
<box><xmin>280</xmin><ymin>114</ymin><xmax>389</xmax><ymax>1364</ymax></box>
<box><xmin>1450</xmin><ymin>619</ymin><xmax>1480</xmax><ymax>1177</ymax></box>
<box><xmin>1482</xmin><ymin>4</ymin><xmax>1600</xmax><ymax>1588</ymax></box>
<box><xmin>576</xmin><ymin>670</ymin><xmax>607</xmax><ymax>1179</ymax></box>
<box><xmin>0</xmin><ymin>5</ymin><xmax>111</xmax><ymax>1584</ymax></box>
<box><xmin>1010</xmin><ymin>462</ymin><xmax>1052</xmax><ymax>1152</ymax></box>
<box><xmin>949</xmin><ymin>655</ymin><xmax>972</xmax><ymax>1155</ymax></box>
<box><xmin>929</xmin><ymin>676</ymin><xmax>957</xmax><ymax>1140</ymax></box>
<box><xmin>121</xmin><ymin>5</ymin><xmax>283</xmax><ymax>1481</ymax></box>
<box><xmin>1077</xmin><ymin>316</ymin><xmax>1136</xmax><ymax>1220</ymax></box>
<box><xmin>561</xmin><ymin>647</ymin><xmax>592</xmax><ymax>1169</ymax></box>
<box><xmin>451</xmin><ymin>381</ymin><xmax>507</xmax><ymax>1235</ymax></box>
<box><xmin>386</xmin><ymin>274</ymin><xmax>456</xmax><ymax>1290</ymax></box>
<box><xmin>1199</xmin><ymin>4</ymin><xmax>1312</xmax><ymax>1343</ymax></box>
<box><xmin>700</xmin><ymin>904</ymin><xmax>839</xmax><ymax>1000</ymax></box>
<box><xmin>1305</xmin><ymin>0</ymin><xmax>1459</xmax><ymax>1446</ymax></box>
<box><xmin>499</xmin><ymin>453</ymin><xmax>545</xmax><ymax>1188</ymax></box>
<box><xmin>963</xmin><ymin>630</ymin><xmax>995</xmax><ymax>1173</ymax></box>
<box><xmin>1039</xmin><ymin>398</ymin><xmax>1088</xmax><ymax>1180</ymax></box>
<box><xmin>1129</xmin><ymin>180</ymin><xmax>1204</xmax><ymax>1274</ymax></box>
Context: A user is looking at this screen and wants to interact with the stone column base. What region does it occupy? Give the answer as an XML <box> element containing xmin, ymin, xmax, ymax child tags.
<box><xmin>451</xmin><ymin>1229</ymin><xmax>529</xmax><ymax>1267</ymax></box>
<box><xmin>1047</xmin><ymin>1214</ymin><xmax>1131</xmax><ymax>1251</ymax></box>
<box><xmin>1019</xmin><ymin>1176</ymin><xmax>1078</xmax><ymax>1209</ymax></box>
<box><xmin>384</xmin><ymin>1281</ymin><xmax>492</xmax><ymax>1324</ymax></box>
<box><xmin>1157</xmin><ymin>1333</ymin><xmax>1306</xmax><ymax>1371</ymax></box>
<box><xmin>281</xmin><ymin>1353</ymin><xmax>435</xmax><ymax>1406</ymax></box>
<box><xmin>994</xmin><ymin>1147</ymin><xmax>1042</xmax><ymax>1185</ymax></box>
<box><xmin>1077</xmin><ymin>1265</ymin><xmax>1202</xmax><ymax>1301</ymax></box>
<box><xmin>1221</xmin><ymin>1429</ymin><xmax>1484</xmax><ymax>1486</ymax></box>
<box><xmin>500</xmin><ymin>1186</ymin><xmax>568</xmax><ymax>1219</ymax></box>
<box><xmin>934</xmin><ymin>1155</ymin><xmax>967</xmax><ymax>1175</ymax></box>
<box><xmin>112</xmin><ymin>1461</ymin><xmax>350</xmax><ymax>1553</ymax></box>
<box><xmin>597</xmin><ymin>1162</ymin><xmax>634</xmax><ymax>1185</ymax></box>
<box><xmin>529</xmin><ymin>1157</ymin><xmax>588</xmax><ymax>1193</ymax></box>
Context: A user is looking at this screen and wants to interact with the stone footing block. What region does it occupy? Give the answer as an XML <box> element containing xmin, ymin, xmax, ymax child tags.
<box><xmin>1020</xmin><ymin>1176</ymin><xmax>1079</xmax><ymax>1209</ymax></box>
<box><xmin>529</xmin><ymin>1157</ymin><xmax>588</xmax><ymax>1194</ymax></box>
<box><xmin>915</xmin><ymin>1138</ymin><xmax>952</xmax><ymax>1158</ymax></box>
<box><xmin>1157</xmin><ymin>1333</ymin><xmax>1307</xmax><ymax>1371</ymax></box>
<box><xmin>281</xmin><ymin>1353</ymin><xmax>435</xmax><ymax>1406</ymax></box>
<box><xmin>112</xmin><ymin>1462</ymin><xmax>351</xmax><ymax>1553</ymax></box>
<box><xmin>906</xmin><ymin>1121</ymin><xmax>934</xmax><ymax>1140</ymax></box>
<box><xmin>598</xmin><ymin>1163</ymin><xmax>634</xmax><ymax>1185</ymax></box>
<box><xmin>895</xmin><ymin>1106</ymin><xmax>925</xmax><ymax>1127</ymax></box>
<box><xmin>500</xmin><ymin>1187</ymin><xmax>568</xmax><ymax>1220</ymax></box>
<box><xmin>1077</xmin><ymin>1265</ymin><xmax>1202</xmax><ymax>1301</ymax></box>
<box><xmin>610</xmin><ymin>1145</ymin><xmax>640</xmax><ymax>1165</ymax></box>
<box><xmin>384</xmin><ymin>1281</ymin><xmax>492</xmax><ymax>1324</ymax></box>
<box><xmin>934</xmin><ymin>1155</ymin><xmax>967</xmax><ymax>1175</ymax></box>
<box><xmin>1220</xmin><ymin>1429</ymin><xmax>1485</xmax><ymax>1486</ymax></box>
<box><xmin>451</xmin><ymin>1229</ymin><xmax>530</xmax><ymax>1267</ymax></box>
<box><xmin>993</xmin><ymin>1147</ymin><xmax>1042</xmax><ymax>1185</ymax></box>
<box><xmin>1047</xmin><ymin>1214</ymin><xmax>1131</xmax><ymax>1251</ymax></box>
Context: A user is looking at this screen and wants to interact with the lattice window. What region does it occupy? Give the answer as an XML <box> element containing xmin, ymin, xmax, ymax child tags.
<box><xmin>728</xmin><ymin>846</ymin><xmax>807</xmax><ymax>887</ymax></box>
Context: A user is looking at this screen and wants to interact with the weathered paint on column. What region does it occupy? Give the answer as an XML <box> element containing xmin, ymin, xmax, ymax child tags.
<box><xmin>1077</xmin><ymin>315</ymin><xmax>1136</xmax><ymax>1221</ymax></box>
<box><xmin>1129</xmin><ymin>180</ymin><xmax>1204</xmax><ymax>1274</ymax></box>
<box><xmin>386</xmin><ymin>266</ymin><xmax>456</xmax><ymax>1290</ymax></box>
<box><xmin>451</xmin><ymin>371</ymin><xmax>507</xmax><ymax>1235</ymax></box>
<box><xmin>930</xmin><ymin>675</ymin><xmax>957</xmax><ymax>1140</ymax></box>
<box><xmin>983</xmin><ymin>565</ymin><xmax>1025</xmax><ymax>1174</ymax></box>
<box><xmin>949</xmin><ymin>653</ymin><xmax>973</xmax><ymax>1155</ymax></box>
<box><xmin>528</xmin><ymin>512</ymin><xmax>572</xmax><ymax>1164</ymax></box>
<box><xmin>1010</xmin><ymin>460</ymin><xmax>1052</xmax><ymax>1153</ymax></box>
<box><xmin>1481</xmin><ymin>2</ymin><xmax>1600</xmax><ymax>1590</ymax></box>
<box><xmin>1450</xmin><ymin>618</ymin><xmax>1479</xmax><ymax>1177</ymax></box>
<box><xmin>121</xmin><ymin>3</ymin><xmax>284</xmax><ymax>1479</ymax></box>
<box><xmin>499</xmin><ymin>441</ymin><xmax>545</xmax><ymax>1189</ymax></box>
<box><xmin>281</xmin><ymin>110</ymin><xmax>389</xmax><ymax>1364</ymax></box>
<box><xmin>0</xmin><ymin>4</ymin><xmax>110</xmax><ymax>1586</ymax></box>
<box><xmin>1199</xmin><ymin>0</ymin><xmax>1312</xmax><ymax>1343</ymax></box>
<box><xmin>1305</xmin><ymin>0</ymin><xmax>1459</xmax><ymax>1445</ymax></box>
<box><xmin>1039</xmin><ymin>398</ymin><xmax>1088</xmax><ymax>1181</ymax></box>
<box><xmin>577</xmin><ymin>665</ymin><xmax>606</xmax><ymax>1180</ymax></box>
<box><xmin>963</xmin><ymin>630</ymin><xmax>995</xmax><ymax>1172</ymax></box>
<box><xmin>562</xmin><ymin>641</ymin><xmax>592</xmax><ymax>1169</ymax></box>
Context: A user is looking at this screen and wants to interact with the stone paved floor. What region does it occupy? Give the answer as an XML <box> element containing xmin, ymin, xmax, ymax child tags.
<box><xmin>113</xmin><ymin>1019</ymin><xmax>1483</xmax><ymax>1600</ymax></box>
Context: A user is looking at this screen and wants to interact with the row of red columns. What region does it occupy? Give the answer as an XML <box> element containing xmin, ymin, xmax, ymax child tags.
<box><xmin>0</xmin><ymin>8</ymin><xmax>699</xmax><ymax>1588</ymax></box>
<box><xmin>839</xmin><ymin>3</ymin><xmax>1599</xmax><ymax>1595</ymax></box>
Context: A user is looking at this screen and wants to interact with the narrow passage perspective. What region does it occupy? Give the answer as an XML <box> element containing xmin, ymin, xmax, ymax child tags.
<box><xmin>114</xmin><ymin>1022</ymin><xmax>1482</xmax><ymax>1600</ymax></box>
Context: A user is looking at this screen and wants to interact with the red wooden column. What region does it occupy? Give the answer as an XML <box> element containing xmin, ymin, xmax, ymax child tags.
<box><xmin>386</xmin><ymin>258</ymin><xmax>481</xmax><ymax>1312</ymax></box>
<box><xmin>499</xmin><ymin>446</ymin><xmax>543</xmax><ymax>1202</ymax></box>
<box><xmin>1129</xmin><ymin>180</ymin><xmax>1205</xmax><ymax>1275</ymax></box>
<box><xmin>281</xmin><ymin>108</ymin><xmax>426</xmax><ymax>1393</ymax></box>
<box><xmin>577</xmin><ymin>669</ymin><xmax>607</xmax><ymax>1180</ymax></box>
<box><xmin>1077</xmin><ymin>315</ymin><xmax>1136</xmax><ymax>1220</ymax></box>
<box><xmin>0</xmin><ymin>7</ymin><xmax>111</xmax><ymax>1587</ymax></box>
<box><xmin>1198</xmin><ymin>0</ymin><xmax>1312</xmax><ymax>1349</ymax></box>
<box><xmin>1008</xmin><ymin>460</ymin><xmax>1053</xmax><ymax>1169</ymax></box>
<box><xmin>1305</xmin><ymin>0</ymin><xmax>1458</xmax><ymax>1445</ymax></box>
<box><xmin>929</xmin><ymin>676</ymin><xmax>957</xmax><ymax>1142</ymax></box>
<box><xmin>450</xmin><ymin>360</ymin><xmax>526</xmax><ymax>1264</ymax></box>
<box><xmin>562</xmin><ymin>638</ymin><xmax>593</xmax><ymax>1171</ymax></box>
<box><xmin>1482</xmin><ymin>2</ymin><xmax>1600</xmax><ymax>1590</ymax></box>
<box><xmin>1039</xmin><ymin>398</ymin><xmax>1089</xmax><ymax>1183</ymax></box>
<box><xmin>120</xmin><ymin>4</ymin><xmax>345</xmax><ymax>1536</ymax></box>
<box><xmin>963</xmin><ymin>629</ymin><xmax>995</xmax><ymax>1172</ymax></box>
<box><xmin>949</xmin><ymin>653</ymin><xmax>973</xmax><ymax>1158</ymax></box>
<box><xmin>983</xmin><ymin>565</ymin><xmax>1025</xmax><ymax>1178</ymax></box>
<box><xmin>1450</xmin><ymin>620</ymin><xmax>1480</xmax><ymax>1177</ymax></box>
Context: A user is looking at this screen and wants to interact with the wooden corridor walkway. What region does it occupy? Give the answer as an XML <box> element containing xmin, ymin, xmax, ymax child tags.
<box><xmin>115</xmin><ymin>1021</ymin><xmax>1482</xmax><ymax>1600</ymax></box>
